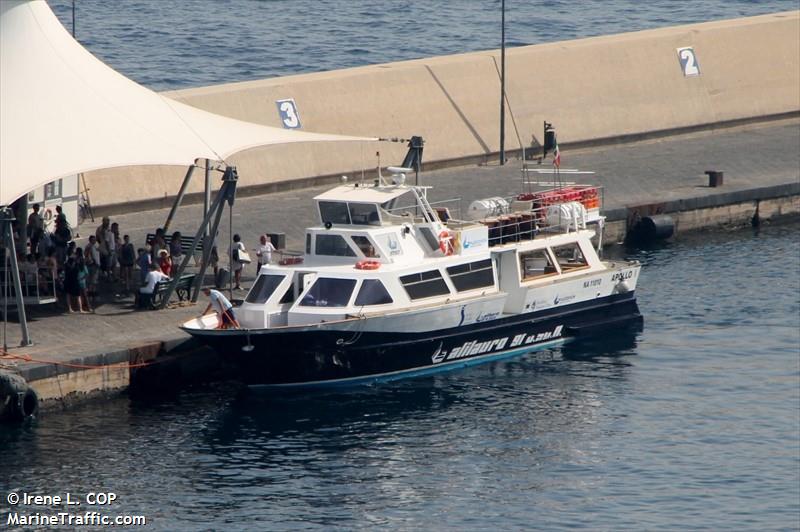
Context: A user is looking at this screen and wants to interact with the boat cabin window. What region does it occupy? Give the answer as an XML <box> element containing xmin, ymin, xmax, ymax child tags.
<box><xmin>305</xmin><ymin>233</ymin><xmax>311</xmax><ymax>254</ymax></box>
<box><xmin>381</xmin><ymin>197</ymin><xmax>415</xmax><ymax>216</ymax></box>
<box><xmin>349</xmin><ymin>203</ymin><xmax>380</xmax><ymax>225</ymax></box>
<box><xmin>315</xmin><ymin>234</ymin><xmax>356</xmax><ymax>257</ymax></box>
<box><xmin>551</xmin><ymin>242</ymin><xmax>589</xmax><ymax>271</ymax></box>
<box><xmin>245</xmin><ymin>274</ymin><xmax>286</xmax><ymax>304</ymax></box>
<box><xmin>446</xmin><ymin>259</ymin><xmax>495</xmax><ymax>292</ymax></box>
<box><xmin>519</xmin><ymin>249</ymin><xmax>558</xmax><ymax>280</ymax></box>
<box><xmin>355</xmin><ymin>279</ymin><xmax>393</xmax><ymax>306</ymax></box>
<box><xmin>352</xmin><ymin>235</ymin><xmax>379</xmax><ymax>257</ymax></box>
<box><xmin>279</xmin><ymin>283</ymin><xmax>296</xmax><ymax>304</ymax></box>
<box><xmin>299</xmin><ymin>278</ymin><xmax>357</xmax><ymax>307</ymax></box>
<box><xmin>381</xmin><ymin>199</ymin><xmax>399</xmax><ymax>213</ymax></box>
<box><xmin>318</xmin><ymin>201</ymin><xmax>381</xmax><ymax>226</ymax></box>
<box><xmin>400</xmin><ymin>269</ymin><xmax>450</xmax><ymax>300</ymax></box>
<box><xmin>319</xmin><ymin>201</ymin><xmax>351</xmax><ymax>224</ymax></box>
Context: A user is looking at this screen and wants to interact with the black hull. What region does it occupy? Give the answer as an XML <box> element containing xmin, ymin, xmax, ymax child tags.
<box><xmin>192</xmin><ymin>293</ymin><xmax>642</xmax><ymax>388</ymax></box>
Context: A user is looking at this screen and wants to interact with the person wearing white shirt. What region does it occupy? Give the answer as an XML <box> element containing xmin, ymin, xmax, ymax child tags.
<box><xmin>228</xmin><ymin>233</ymin><xmax>246</xmax><ymax>290</ymax></box>
<box><xmin>201</xmin><ymin>287</ymin><xmax>240</xmax><ymax>329</ymax></box>
<box><xmin>255</xmin><ymin>234</ymin><xmax>276</xmax><ymax>272</ymax></box>
<box><xmin>138</xmin><ymin>263</ymin><xmax>169</xmax><ymax>308</ymax></box>
<box><xmin>105</xmin><ymin>223</ymin><xmax>118</xmax><ymax>280</ymax></box>
<box><xmin>84</xmin><ymin>235</ymin><xmax>101</xmax><ymax>298</ymax></box>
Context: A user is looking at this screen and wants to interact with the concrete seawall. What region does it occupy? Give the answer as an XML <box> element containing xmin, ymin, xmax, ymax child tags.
<box><xmin>83</xmin><ymin>11</ymin><xmax>800</xmax><ymax>209</ymax></box>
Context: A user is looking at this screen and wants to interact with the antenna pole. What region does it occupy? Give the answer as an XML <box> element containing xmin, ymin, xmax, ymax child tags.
<box><xmin>499</xmin><ymin>0</ymin><xmax>506</xmax><ymax>166</ymax></box>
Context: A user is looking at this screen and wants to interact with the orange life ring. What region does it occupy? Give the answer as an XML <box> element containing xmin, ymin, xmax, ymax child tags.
<box><xmin>355</xmin><ymin>260</ymin><xmax>381</xmax><ymax>270</ymax></box>
<box><xmin>43</xmin><ymin>208</ymin><xmax>53</xmax><ymax>221</ymax></box>
<box><xmin>438</xmin><ymin>230</ymin><xmax>454</xmax><ymax>256</ymax></box>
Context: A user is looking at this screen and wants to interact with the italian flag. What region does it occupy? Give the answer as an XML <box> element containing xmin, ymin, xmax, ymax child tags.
<box><xmin>553</xmin><ymin>139</ymin><xmax>561</xmax><ymax>168</ymax></box>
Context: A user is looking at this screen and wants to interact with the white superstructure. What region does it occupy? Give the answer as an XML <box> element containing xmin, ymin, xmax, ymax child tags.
<box><xmin>185</xmin><ymin>173</ymin><xmax>639</xmax><ymax>335</ymax></box>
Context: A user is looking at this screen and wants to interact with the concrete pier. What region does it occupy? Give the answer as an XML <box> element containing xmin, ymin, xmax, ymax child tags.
<box><xmin>81</xmin><ymin>11</ymin><xmax>800</xmax><ymax>211</ymax></box>
<box><xmin>0</xmin><ymin>117</ymin><xmax>798</xmax><ymax>413</ymax></box>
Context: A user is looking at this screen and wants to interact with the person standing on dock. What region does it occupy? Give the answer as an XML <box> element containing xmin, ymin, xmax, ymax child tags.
<box><xmin>201</xmin><ymin>287</ymin><xmax>240</xmax><ymax>329</ymax></box>
<box><xmin>63</xmin><ymin>256</ymin><xmax>82</xmax><ymax>313</ymax></box>
<box><xmin>27</xmin><ymin>203</ymin><xmax>44</xmax><ymax>257</ymax></box>
<box><xmin>96</xmin><ymin>217</ymin><xmax>110</xmax><ymax>278</ymax></box>
<box><xmin>107</xmin><ymin>222</ymin><xmax>120</xmax><ymax>281</ymax></box>
<box><xmin>84</xmin><ymin>235</ymin><xmax>100</xmax><ymax>303</ymax></box>
<box><xmin>119</xmin><ymin>234</ymin><xmax>136</xmax><ymax>294</ymax></box>
<box><xmin>52</xmin><ymin>213</ymin><xmax>72</xmax><ymax>265</ymax></box>
<box><xmin>229</xmin><ymin>234</ymin><xmax>246</xmax><ymax>291</ymax></box>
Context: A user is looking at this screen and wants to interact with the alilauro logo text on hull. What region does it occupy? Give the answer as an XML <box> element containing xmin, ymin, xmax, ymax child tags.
<box><xmin>431</xmin><ymin>325</ymin><xmax>564</xmax><ymax>364</ymax></box>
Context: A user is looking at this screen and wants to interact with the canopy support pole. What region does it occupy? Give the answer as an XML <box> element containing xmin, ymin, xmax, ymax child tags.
<box><xmin>499</xmin><ymin>0</ymin><xmax>506</xmax><ymax>166</ymax></box>
<box><xmin>204</xmin><ymin>159</ymin><xmax>211</xmax><ymax>239</ymax></box>
<box><xmin>1</xmin><ymin>208</ymin><xmax>32</xmax><ymax>347</ymax></box>
<box><xmin>192</xmin><ymin>176</ymin><xmax>232</xmax><ymax>303</ymax></box>
<box><xmin>163</xmin><ymin>163</ymin><xmax>196</xmax><ymax>233</ymax></box>
<box><xmin>158</xmin><ymin>167</ymin><xmax>238</xmax><ymax>309</ymax></box>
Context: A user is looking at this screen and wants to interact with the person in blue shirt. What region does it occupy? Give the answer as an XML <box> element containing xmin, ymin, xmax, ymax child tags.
<box><xmin>201</xmin><ymin>287</ymin><xmax>240</xmax><ymax>329</ymax></box>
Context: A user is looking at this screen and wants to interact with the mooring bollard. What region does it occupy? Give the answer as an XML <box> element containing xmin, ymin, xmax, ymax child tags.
<box><xmin>706</xmin><ymin>170</ymin><xmax>724</xmax><ymax>187</ymax></box>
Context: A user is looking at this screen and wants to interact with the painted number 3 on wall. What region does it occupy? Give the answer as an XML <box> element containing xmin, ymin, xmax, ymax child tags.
<box><xmin>276</xmin><ymin>98</ymin><xmax>302</xmax><ymax>129</ymax></box>
<box><xmin>677</xmin><ymin>47</ymin><xmax>700</xmax><ymax>77</ymax></box>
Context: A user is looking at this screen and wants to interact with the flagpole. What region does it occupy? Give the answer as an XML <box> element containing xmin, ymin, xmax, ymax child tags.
<box><xmin>499</xmin><ymin>0</ymin><xmax>506</xmax><ymax>166</ymax></box>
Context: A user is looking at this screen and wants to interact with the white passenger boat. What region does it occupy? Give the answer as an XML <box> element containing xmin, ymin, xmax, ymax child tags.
<box><xmin>181</xmin><ymin>166</ymin><xmax>642</xmax><ymax>388</ymax></box>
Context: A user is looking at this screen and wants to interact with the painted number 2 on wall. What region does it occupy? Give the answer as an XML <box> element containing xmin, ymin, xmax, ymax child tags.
<box><xmin>677</xmin><ymin>47</ymin><xmax>700</xmax><ymax>77</ymax></box>
<box><xmin>276</xmin><ymin>98</ymin><xmax>302</xmax><ymax>129</ymax></box>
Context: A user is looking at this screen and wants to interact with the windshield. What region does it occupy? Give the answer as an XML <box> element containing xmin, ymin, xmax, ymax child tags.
<box><xmin>355</xmin><ymin>279</ymin><xmax>393</xmax><ymax>306</ymax></box>
<box><xmin>349</xmin><ymin>203</ymin><xmax>380</xmax><ymax>225</ymax></box>
<box><xmin>299</xmin><ymin>278</ymin><xmax>357</xmax><ymax>307</ymax></box>
<box><xmin>319</xmin><ymin>201</ymin><xmax>350</xmax><ymax>224</ymax></box>
<box><xmin>245</xmin><ymin>274</ymin><xmax>286</xmax><ymax>304</ymax></box>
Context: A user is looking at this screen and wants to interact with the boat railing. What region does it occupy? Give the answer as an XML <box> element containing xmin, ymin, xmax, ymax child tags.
<box><xmin>382</xmin><ymin>197</ymin><xmax>463</xmax><ymax>223</ymax></box>
<box><xmin>0</xmin><ymin>266</ymin><xmax>58</xmax><ymax>305</ymax></box>
<box><xmin>466</xmin><ymin>185</ymin><xmax>604</xmax><ymax>247</ymax></box>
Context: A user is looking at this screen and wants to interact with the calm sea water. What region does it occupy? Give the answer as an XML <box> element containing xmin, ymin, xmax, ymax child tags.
<box><xmin>47</xmin><ymin>0</ymin><xmax>800</xmax><ymax>91</ymax></box>
<box><xmin>1</xmin><ymin>220</ymin><xmax>798</xmax><ymax>530</ymax></box>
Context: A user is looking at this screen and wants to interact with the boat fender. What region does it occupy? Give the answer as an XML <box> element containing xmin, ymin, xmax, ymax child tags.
<box><xmin>628</xmin><ymin>214</ymin><xmax>674</xmax><ymax>244</ymax></box>
<box><xmin>614</xmin><ymin>280</ymin><xmax>631</xmax><ymax>294</ymax></box>
<box><xmin>438</xmin><ymin>230</ymin><xmax>454</xmax><ymax>256</ymax></box>
<box><xmin>0</xmin><ymin>371</ymin><xmax>39</xmax><ymax>423</ymax></box>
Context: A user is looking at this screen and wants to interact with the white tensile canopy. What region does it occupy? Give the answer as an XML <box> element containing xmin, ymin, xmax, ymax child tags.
<box><xmin>0</xmin><ymin>0</ymin><xmax>374</xmax><ymax>207</ymax></box>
